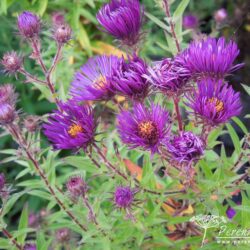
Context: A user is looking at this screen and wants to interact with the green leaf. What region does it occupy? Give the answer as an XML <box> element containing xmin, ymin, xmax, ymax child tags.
<box><xmin>17</xmin><ymin>205</ymin><xmax>29</xmax><ymax>245</ymax></box>
<box><xmin>145</xmin><ymin>12</ymin><xmax>170</xmax><ymax>31</ymax></box>
<box><xmin>226</xmin><ymin>123</ymin><xmax>241</xmax><ymax>154</ymax></box>
<box><xmin>232</xmin><ymin>117</ymin><xmax>248</xmax><ymax>134</ymax></box>
<box><xmin>37</xmin><ymin>0</ymin><xmax>48</xmax><ymax>16</ymax></box>
<box><xmin>241</xmin><ymin>84</ymin><xmax>250</xmax><ymax>96</ymax></box>
<box><xmin>173</xmin><ymin>0</ymin><xmax>190</xmax><ymax>19</ymax></box>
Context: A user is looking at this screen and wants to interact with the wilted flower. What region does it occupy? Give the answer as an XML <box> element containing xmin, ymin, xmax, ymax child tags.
<box><xmin>214</xmin><ymin>8</ymin><xmax>227</xmax><ymax>23</ymax></box>
<box><xmin>43</xmin><ymin>100</ymin><xmax>95</xmax><ymax>150</ymax></box>
<box><xmin>0</xmin><ymin>103</ymin><xmax>16</xmax><ymax>125</ymax></box>
<box><xmin>66</xmin><ymin>176</ymin><xmax>87</xmax><ymax>200</ymax></box>
<box><xmin>226</xmin><ymin>207</ymin><xmax>236</xmax><ymax>219</ymax></box>
<box><xmin>112</xmin><ymin>55</ymin><xmax>149</xmax><ymax>101</ymax></box>
<box><xmin>53</xmin><ymin>23</ymin><xmax>72</xmax><ymax>44</ymax></box>
<box><xmin>147</xmin><ymin>56</ymin><xmax>191</xmax><ymax>95</ymax></box>
<box><xmin>182</xmin><ymin>37</ymin><xmax>243</xmax><ymax>80</ymax></box>
<box><xmin>183</xmin><ymin>14</ymin><xmax>198</xmax><ymax>29</ymax></box>
<box><xmin>56</xmin><ymin>228</ymin><xmax>71</xmax><ymax>243</ymax></box>
<box><xmin>0</xmin><ymin>173</ymin><xmax>5</xmax><ymax>191</ymax></box>
<box><xmin>70</xmin><ymin>55</ymin><xmax>122</xmax><ymax>101</ymax></box>
<box><xmin>117</xmin><ymin>103</ymin><xmax>170</xmax><ymax>154</ymax></box>
<box><xmin>23</xmin><ymin>115</ymin><xmax>40</xmax><ymax>132</ymax></box>
<box><xmin>185</xmin><ymin>79</ymin><xmax>242</xmax><ymax>125</ymax></box>
<box><xmin>166</xmin><ymin>131</ymin><xmax>204</xmax><ymax>163</ymax></box>
<box><xmin>96</xmin><ymin>0</ymin><xmax>143</xmax><ymax>46</ymax></box>
<box><xmin>1</xmin><ymin>51</ymin><xmax>22</xmax><ymax>74</ymax></box>
<box><xmin>17</xmin><ymin>11</ymin><xmax>40</xmax><ymax>38</ymax></box>
<box><xmin>0</xmin><ymin>84</ymin><xmax>17</xmax><ymax>105</ymax></box>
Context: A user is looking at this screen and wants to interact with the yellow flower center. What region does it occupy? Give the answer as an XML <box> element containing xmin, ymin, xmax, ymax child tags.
<box><xmin>138</xmin><ymin>121</ymin><xmax>158</xmax><ymax>143</ymax></box>
<box><xmin>68</xmin><ymin>124</ymin><xmax>84</xmax><ymax>138</ymax></box>
<box><xmin>94</xmin><ymin>75</ymin><xmax>107</xmax><ymax>90</ymax></box>
<box><xmin>208</xmin><ymin>97</ymin><xmax>224</xmax><ymax>113</ymax></box>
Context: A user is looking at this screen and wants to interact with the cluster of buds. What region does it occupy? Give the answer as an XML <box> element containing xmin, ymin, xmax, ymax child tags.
<box><xmin>0</xmin><ymin>84</ymin><xmax>17</xmax><ymax>125</ymax></box>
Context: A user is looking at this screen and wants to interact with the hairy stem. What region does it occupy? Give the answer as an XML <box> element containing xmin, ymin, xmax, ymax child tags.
<box><xmin>93</xmin><ymin>144</ymin><xmax>184</xmax><ymax>196</ymax></box>
<box><xmin>82</xmin><ymin>195</ymin><xmax>98</xmax><ymax>225</ymax></box>
<box><xmin>163</xmin><ymin>0</ymin><xmax>181</xmax><ymax>53</ymax></box>
<box><xmin>173</xmin><ymin>97</ymin><xmax>183</xmax><ymax>131</ymax></box>
<box><xmin>6</xmin><ymin>125</ymin><xmax>87</xmax><ymax>232</ymax></box>
<box><xmin>19</xmin><ymin>68</ymin><xmax>47</xmax><ymax>85</ymax></box>
<box><xmin>2</xmin><ymin>228</ymin><xmax>23</xmax><ymax>250</ymax></box>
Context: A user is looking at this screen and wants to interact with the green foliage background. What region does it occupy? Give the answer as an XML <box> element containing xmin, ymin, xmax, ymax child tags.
<box><xmin>0</xmin><ymin>0</ymin><xmax>249</xmax><ymax>250</ymax></box>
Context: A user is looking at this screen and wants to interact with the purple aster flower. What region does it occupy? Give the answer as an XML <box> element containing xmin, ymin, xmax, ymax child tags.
<box><xmin>166</xmin><ymin>131</ymin><xmax>204</xmax><ymax>163</ymax></box>
<box><xmin>112</xmin><ymin>55</ymin><xmax>149</xmax><ymax>101</ymax></box>
<box><xmin>147</xmin><ymin>55</ymin><xmax>191</xmax><ymax>96</ymax></box>
<box><xmin>183</xmin><ymin>14</ymin><xmax>198</xmax><ymax>29</ymax></box>
<box><xmin>182</xmin><ymin>37</ymin><xmax>243</xmax><ymax>80</ymax></box>
<box><xmin>17</xmin><ymin>11</ymin><xmax>40</xmax><ymax>38</ymax></box>
<box><xmin>214</xmin><ymin>9</ymin><xmax>227</xmax><ymax>23</ymax></box>
<box><xmin>43</xmin><ymin>100</ymin><xmax>95</xmax><ymax>150</ymax></box>
<box><xmin>226</xmin><ymin>207</ymin><xmax>236</xmax><ymax>219</ymax></box>
<box><xmin>114</xmin><ymin>186</ymin><xmax>134</xmax><ymax>209</ymax></box>
<box><xmin>70</xmin><ymin>55</ymin><xmax>122</xmax><ymax>101</ymax></box>
<box><xmin>0</xmin><ymin>173</ymin><xmax>5</xmax><ymax>191</ymax></box>
<box><xmin>96</xmin><ymin>0</ymin><xmax>143</xmax><ymax>46</ymax></box>
<box><xmin>117</xmin><ymin>103</ymin><xmax>170</xmax><ymax>154</ymax></box>
<box><xmin>185</xmin><ymin>78</ymin><xmax>242</xmax><ymax>125</ymax></box>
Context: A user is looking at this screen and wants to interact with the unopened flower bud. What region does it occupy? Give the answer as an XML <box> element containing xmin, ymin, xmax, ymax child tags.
<box><xmin>66</xmin><ymin>176</ymin><xmax>87</xmax><ymax>199</ymax></box>
<box><xmin>51</xmin><ymin>12</ymin><xmax>65</xmax><ymax>26</ymax></box>
<box><xmin>24</xmin><ymin>115</ymin><xmax>40</xmax><ymax>132</ymax></box>
<box><xmin>1</xmin><ymin>52</ymin><xmax>22</xmax><ymax>74</ymax></box>
<box><xmin>0</xmin><ymin>103</ymin><xmax>16</xmax><ymax>125</ymax></box>
<box><xmin>183</xmin><ymin>14</ymin><xmax>199</xmax><ymax>29</ymax></box>
<box><xmin>214</xmin><ymin>8</ymin><xmax>227</xmax><ymax>23</ymax></box>
<box><xmin>17</xmin><ymin>11</ymin><xmax>40</xmax><ymax>38</ymax></box>
<box><xmin>0</xmin><ymin>173</ymin><xmax>5</xmax><ymax>191</ymax></box>
<box><xmin>24</xmin><ymin>243</ymin><xmax>37</xmax><ymax>250</ymax></box>
<box><xmin>56</xmin><ymin>228</ymin><xmax>71</xmax><ymax>243</ymax></box>
<box><xmin>54</xmin><ymin>24</ymin><xmax>72</xmax><ymax>44</ymax></box>
<box><xmin>0</xmin><ymin>84</ymin><xmax>17</xmax><ymax>106</ymax></box>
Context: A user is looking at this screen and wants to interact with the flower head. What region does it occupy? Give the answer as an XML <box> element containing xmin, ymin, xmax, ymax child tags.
<box><xmin>23</xmin><ymin>115</ymin><xmax>40</xmax><ymax>132</ymax></box>
<box><xmin>112</xmin><ymin>55</ymin><xmax>149</xmax><ymax>101</ymax></box>
<box><xmin>96</xmin><ymin>0</ymin><xmax>143</xmax><ymax>46</ymax></box>
<box><xmin>185</xmin><ymin>79</ymin><xmax>242</xmax><ymax>125</ymax></box>
<box><xmin>66</xmin><ymin>176</ymin><xmax>87</xmax><ymax>199</ymax></box>
<box><xmin>43</xmin><ymin>100</ymin><xmax>95</xmax><ymax>150</ymax></box>
<box><xmin>17</xmin><ymin>11</ymin><xmax>40</xmax><ymax>38</ymax></box>
<box><xmin>0</xmin><ymin>173</ymin><xmax>5</xmax><ymax>191</ymax></box>
<box><xmin>166</xmin><ymin>131</ymin><xmax>204</xmax><ymax>163</ymax></box>
<box><xmin>117</xmin><ymin>103</ymin><xmax>170</xmax><ymax>154</ymax></box>
<box><xmin>70</xmin><ymin>55</ymin><xmax>122</xmax><ymax>101</ymax></box>
<box><xmin>114</xmin><ymin>186</ymin><xmax>134</xmax><ymax>209</ymax></box>
<box><xmin>53</xmin><ymin>23</ymin><xmax>72</xmax><ymax>44</ymax></box>
<box><xmin>226</xmin><ymin>207</ymin><xmax>236</xmax><ymax>220</ymax></box>
<box><xmin>0</xmin><ymin>84</ymin><xmax>17</xmax><ymax>105</ymax></box>
<box><xmin>51</xmin><ymin>12</ymin><xmax>65</xmax><ymax>26</ymax></box>
<box><xmin>183</xmin><ymin>15</ymin><xmax>198</xmax><ymax>29</ymax></box>
<box><xmin>147</xmin><ymin>55</ymin><xmax>191</xmax><ymax>95</ymax></box>
<box><xmin>182</xmin><ymin>37</ymin><xmax>243</xmax><ymax>80</ymax></box>
<box><xmin>1</xmin><ymin>52</ymin><xmax>22</xmax><ymax>75</ymax></box>
<box><xmin>0</xmin><ymin>103</ymin><xmax>16</xmax><ymax>125</ymax></box>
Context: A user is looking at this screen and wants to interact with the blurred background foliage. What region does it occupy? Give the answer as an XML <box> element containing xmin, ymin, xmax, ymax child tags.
<box><xmin>0</xmin><ymin>0</ymin><xmax>249</xmax><ymax>244</ymax></box>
